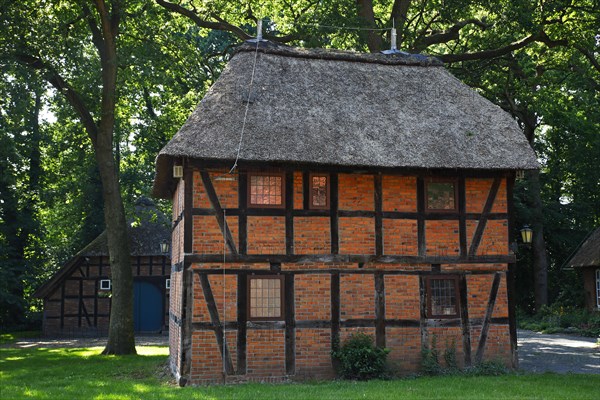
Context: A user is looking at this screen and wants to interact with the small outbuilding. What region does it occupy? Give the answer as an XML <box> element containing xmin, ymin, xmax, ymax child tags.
<box><xmin>34</xmin><ymin>197</ymin><xmax>172</xmax><ymax>336</ymax></box>
<box><xmin>567</xmin><ymin>228</ymin><xmax>600</xmax><ymax>312</ymax></box>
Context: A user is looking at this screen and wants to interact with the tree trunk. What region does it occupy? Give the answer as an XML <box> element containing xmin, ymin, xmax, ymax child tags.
<box><xmin>92</xmin><ymin>0</ymin><xmax>136</xmax><ymax>355</ymax></box>
<box><xmin>97</xmin><ymin>142</ymin><xmax>135</xmax><ymax>355</ymax></box>
<box><xmin>526</xmin><ymin>169</ymin><xmax>549</xmax><ymax>310</ymax></box>
<box><xmin>356</xmin><ymin>0</ymin><xmax>383</xmax><ymax>52</ymax></box>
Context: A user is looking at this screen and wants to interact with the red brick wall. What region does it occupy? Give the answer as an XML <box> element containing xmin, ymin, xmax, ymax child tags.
<box><xmin>383</xmin><ymin>219</ymin><xmax>418</xmax><ymax>255</ymax></box>
<box><xmin>339</xmin><ymin>217</ymin><xmax>375</xmax><ymax>254</ymax></box>
<box><xmin>295</xmin><ymin>329</ymin><xmax>335</xmax><ymax>378</ymax></box>
<box><xmin>340</xmin><ymin>274</ymin><xmax>375</xmax><ymax>319</ymax></box>
<box><xmin>385</xmin><ymin>275</ymin><xmax>419</xmax><ymax>320</ymax></box>
<box><xmin>247</xmin><ymin>330</ymin><xmax>286</xmax><ymax>377</ymax></box>
<box><xmin>425</xmin><ymin>220</ymin><xmax>460</xmax><ymax>256</ymax></box>
<box><xmin>338</xmin><ymin>174</ymin><xmax>374</xmax><ymax>211</ymax></box>
<box><xmin>382</xmin><ymin>176</ymin><xmax>417</xmax><ymax>211</ymax></box>
<box><xmin>177</xmin><ymin>169</ymin><xmax>514</xmax><ymax>383</ymax></box>
<box><xmin>294</xmin><ymin>217</ymin><xmax>330</xmax><ymax>254</ymax></box>
<box><xmin>295</xmin><ymin>274</ymin><xmax>331</xmax><ymax>320</ymax></box>
<box><xmin>247</xmin><ymin>216</ymin><xmax>286</xmax><ymax>254</ymax></box>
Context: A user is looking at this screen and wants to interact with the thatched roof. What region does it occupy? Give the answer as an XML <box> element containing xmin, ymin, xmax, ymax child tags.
<box><xmin>34</xmin><ymin>197</ymin><xmax>171</xmax><ymax>298</ymax></box>
<box><xmin>153</xmin><ymin>41</ymin><xmax>538</xmax><ymax>197</ymax></box>
<box><xmin>568</xmin><ymin>228</ymin><xmax>600</xmax><ymax>268</ymax></box>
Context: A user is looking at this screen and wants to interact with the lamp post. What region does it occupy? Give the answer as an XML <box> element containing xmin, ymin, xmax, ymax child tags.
<box><xmin>520</xmin><ymin>225</ymin><xmax>533</xmax><ymax>245</ymax></box>
<box><xmin>160</xmin><ymin>239</ymin><xmax>170</xmax><ymax>254</ymax></box>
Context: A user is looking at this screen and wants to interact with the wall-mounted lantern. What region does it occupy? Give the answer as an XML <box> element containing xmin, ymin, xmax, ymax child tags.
<box><xmin>520</xmin><ymin>225</ymin><xmax>533</xmax><ymax>245</ymax></box>
<box><xmin>160</xmin><ymin>239</ymin><xmax>170</xmax><ymax>254</ymax></box>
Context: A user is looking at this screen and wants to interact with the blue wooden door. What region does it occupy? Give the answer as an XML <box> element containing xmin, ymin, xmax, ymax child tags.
<box><xmin>134</xmin><ymin>281</ymin><xmax>163</xmax><ymax>332</ymax></box>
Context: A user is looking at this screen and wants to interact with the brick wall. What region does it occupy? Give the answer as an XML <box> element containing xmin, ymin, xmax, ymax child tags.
<box><xmin>338</xmin><ymin>174</ymin><xmax>374</xmax><ymax>211</ymax></box>
<box><xmin>176</xmin><ymin>169</ymin><xmax>514</xmax><ymax>383</ymax></box>
<box><xmin>294</xmin><ymin>217</ymin><xmax>330</xmax><ymax>254</ymax></box>
<box><xmin>247</xmin><ymin>216</ymin><xmax>286</xmax><ymax>254</ymax></box>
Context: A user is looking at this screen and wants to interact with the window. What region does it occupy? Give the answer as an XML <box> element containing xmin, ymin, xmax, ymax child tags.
<box><xmin>248</xmin><ymin>276</ymin><xmax>284</xmax><ymax>321</ymax></box>
<box><xmin>596</xmin><ymin>269</ymin><xmax>600</xmax><ymax>310</ymax></box>
<box><xmin>166</xmin><ymin>279</ymin><xmax>171</xmax><ymax>290</ymax></box>
<box><xmin>248</xmin><ymin>172</ymin><xmax>284</xmax><ymax>207</ymax></box>
<box><xmin>309</xmin><ymin>173</ymin><xmax>329</xmax><ymax>209</ymax></box>
<box><xmin>426</xmin><ymin>179</ymin><xmax>457</xmax><ymax>211</ymax></box>
<box><xmin>427</xmin><ymin>276</ymin><xmax>459</xmax><ymax>318</ymax></box>
<box><xmin>99</xmin><ymin>279</ymin><xmax>111</xmax><ymax>290</ymax></box>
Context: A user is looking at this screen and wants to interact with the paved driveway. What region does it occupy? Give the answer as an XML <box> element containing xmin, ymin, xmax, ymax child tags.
<box><xmin>518</xmin><ymin>329</ymin><xmax>600</xmax><ymax>374</ymax></box>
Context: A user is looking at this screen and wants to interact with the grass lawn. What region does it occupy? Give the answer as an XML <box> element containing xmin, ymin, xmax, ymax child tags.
<box><xmin>1</xmin><ymin>345</ymin><xmax>599</xmax><ymax>400</ymax></box>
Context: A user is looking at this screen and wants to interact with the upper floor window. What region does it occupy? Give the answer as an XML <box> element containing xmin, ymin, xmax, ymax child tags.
<box><xmin>248</xmin><ymin>172</ymin><xmax>284</xmax><ymax>208</ymax></box>
<box><xmin>309</xmin><ymin>173</ymin><xmax>329</xmax><ymax>209</ymax></box>
<box><xmin>426</xmin><ymin>179</ymin><xmax>457</xmax><ymax>211</ymax></box>
<box><xmin>248</xmin><ymin>275</ymin><xmax>284</xmax><ymax>321</ymax></box>
<box><xmin>426</xmin><ymin>276</ymin><xmax>459</xmax><ymax>318</ymax></box>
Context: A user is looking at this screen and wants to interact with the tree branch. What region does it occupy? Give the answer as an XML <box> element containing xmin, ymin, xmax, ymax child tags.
<box><xmin>15</xmin><ymin>53</ymin><xmax>98</xmax><ymax>143</ymax></box>
<box><xmin>438</xmin><ymin>33</ymin><xmax>539</xmax><ymax>63</ymax></box>
<box><xmin>412</xmin><ymin>19</ymin><xmax>489</xmax><ymax>52</ymax></box>
<box><xmin>576</xmin><ymin>45</ymin><xmax>600</xmax><ymax>74</ymax></box>
<box><xmin>156</xmin><ymin>0</ymin><xmax>300</xmax><ymax>43</ymax></box>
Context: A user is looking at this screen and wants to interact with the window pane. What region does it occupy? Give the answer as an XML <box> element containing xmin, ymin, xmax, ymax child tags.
<box><xmin>249</xmin><ymin>174</ymin><xmax>283</xmax><ymax>206</ymax></box>
<box><xmin>427</xmin><ymin>182</ymin><xmax>455</xmax><ymax>210</ymax></box>
<box><xmin>430</xmin><ymin>278</ymin><xmax>457</xmax><ymax>316</ymax></box>
<box><xmin>311</xmin><ymin>175</ymin><xmax>328</xmax><ymax>207</ymax></box>
<box><xmin>249</xmin><ymin>277</ymin><xmax>282</xmax><ymax>319</ymax></box>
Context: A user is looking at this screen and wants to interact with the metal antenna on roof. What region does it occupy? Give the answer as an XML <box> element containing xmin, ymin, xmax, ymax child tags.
<box><xmin>257</xmin><ymin>18</ymin><xmax>263</xmax><ymax>41</ymax></box>
<box><xmin>247</xmin><ymin>18</ymin><xmax>267</xmax><ymax>43</ymax></box>
<box><xmin>381</xmin><ymin>19</ymin><xmax>408</xmax><ymax>55</ymax></box>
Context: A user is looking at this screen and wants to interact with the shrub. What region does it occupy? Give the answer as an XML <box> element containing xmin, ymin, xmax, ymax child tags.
<box><xmin>518</xmin><ymin>305</ymin><xmax>600</xmax><ymax>337</ymax></box>
<box><xmin>332</xmin><ymin>333</ymin><xmax>390</xmax><ymax>380</ymax></box>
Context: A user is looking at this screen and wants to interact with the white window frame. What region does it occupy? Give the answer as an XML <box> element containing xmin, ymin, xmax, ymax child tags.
<box><xmin>166</xmin><ymin>278</ymin><xmax>171</xmax><ymax>290</ymax></box>
<box><xmin>99</xmin><ymin>279</ymin><xmax>111</xmax><ymax>290</ymax></box>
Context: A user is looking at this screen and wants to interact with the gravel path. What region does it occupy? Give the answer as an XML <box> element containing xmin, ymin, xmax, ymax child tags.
<box><xmin>2</xmin><ymin>335</ymin><xmax>168</xmax><ymax>349</ymax></box>
<box><xmin>518</xmin><ymin>329</ymin><xmax>600</xmax><ymax>374</ymax></box>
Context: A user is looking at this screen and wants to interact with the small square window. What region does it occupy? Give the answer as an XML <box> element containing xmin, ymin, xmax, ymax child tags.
<box><xmin>426</xmin><ymin>179</ymin><xmax>457</xmax><ymax>211</ymax></box>
<box><xmin>426</xmin><ymin>276</ymin><xmax>459</xmax><ymax>318</ymax></box>
<box><xmin>248</xmin><ymin>276</ymin><xmax>284</xmax><ymax>321</ymax></box>
<box><xmin>309</xmin><ymin>173</ymin><xmax>329</xmax><ymax>209</ymax></box>
<box><xmin>166</xmin><ymin>279</ymin><xmax>171</xmax><ymax>290</ymax></box>
<box><xmin>248</xmin><ymin>172</ymin><xmax>284</xmax><ymax>208</ymax></box>
<box><xmin>99</xmin><ymin>279</ymin><xmax>111</xmax><ymax>291</ymax></box>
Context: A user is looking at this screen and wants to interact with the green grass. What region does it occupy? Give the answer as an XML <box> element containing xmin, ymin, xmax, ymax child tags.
<box><xmin>1</xmin><ymin>345</ymin><xmax>599</xmax><ymax>399</ymax></box>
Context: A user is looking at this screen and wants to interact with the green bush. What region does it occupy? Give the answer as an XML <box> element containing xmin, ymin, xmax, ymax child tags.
<box><xmin>332</xmin><ymin>333</ymin><xmax>390</xmax><ymax>380</ymax></box>
<box><xmin>518</xmin><ymin>305</ymin><xmax>600</xmax><ymax>337</ymax></box>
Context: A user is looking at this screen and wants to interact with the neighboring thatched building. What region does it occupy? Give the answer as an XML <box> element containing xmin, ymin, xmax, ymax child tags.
<box><xmin>35</xmin><ymin>197</ymin><xmax>171</xmax><ymax>336</ymax></box>
<box><xmin>567</xmin><ymin>228</ymin><xmax>600</xmax><ymax>312</ymax></box>
<box><xmin>153</xmin><ymin>41</ymin><xmax>539</xmax><ymax>385</ymax></box>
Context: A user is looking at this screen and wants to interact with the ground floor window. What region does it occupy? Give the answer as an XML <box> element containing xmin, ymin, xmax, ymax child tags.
<box><xmin>426</xmin><ymin>276</ymin><xmax>459</xmax><ymax>318</ymax></box>
<box><xmin>248</xmin><ymin>275</ymin><xmax>284</xmax><ymax>321</ymax></box>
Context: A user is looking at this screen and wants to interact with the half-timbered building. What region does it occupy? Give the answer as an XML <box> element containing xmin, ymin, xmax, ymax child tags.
<box><xmin>152</xmin><ymin>41</ymin><xmax>539</xmax><ymax>385</ymax></box>
<box><xmin>35</xmin><ymin>197</ymin><xmax>171</xmax><ymax>336</ymax></box>
<box><xmin>567</xmin><ymin>228</ymin><xmax>600</xmax><ymax>312</ymax></box>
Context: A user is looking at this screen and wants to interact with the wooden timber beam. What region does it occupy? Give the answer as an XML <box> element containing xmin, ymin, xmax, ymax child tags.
<box><xmin>200</xmin><ymin>170</ymin><xmax>239</xmax><ymax>255</ymax></box>
<box><xmin>468</xmin><ymin>178</ymin><xmax>501</xmax><ymax>257</ymax></box>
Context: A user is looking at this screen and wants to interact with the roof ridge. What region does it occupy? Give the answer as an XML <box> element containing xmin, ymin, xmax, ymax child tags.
<box><xmin>233</xmin><ymin>40</ymin><xmax>443</xmax><ymax>67</ymax></box>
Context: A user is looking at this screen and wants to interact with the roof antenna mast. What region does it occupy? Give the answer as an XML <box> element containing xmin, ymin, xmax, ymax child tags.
<box><xmin>381</xmin><ymin>19</ymin><xmax>407</xmax><ymax>55</ymax></box>
<box><xmin>248</xmin><ymin>18</ymin><xmax>267</xmax><ymax>43</ymax></box>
